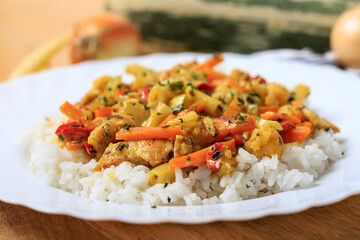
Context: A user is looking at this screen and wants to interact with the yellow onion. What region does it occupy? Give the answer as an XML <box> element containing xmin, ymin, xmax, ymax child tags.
<box><xmin>331</xmin><ymin>5</ymin><xmax>360</xmax><ymax>68</ymax></box>
<box><xmin>70</xmin><ymin>14</ymin><xmax>141</xmax><ymax>63</ymax></box>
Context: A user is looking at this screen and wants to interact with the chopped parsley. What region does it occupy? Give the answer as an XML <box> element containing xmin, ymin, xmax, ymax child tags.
<box><xmin>123</xmin><ymin>123</ymin><xmax>132</xmax><ymax>131</ymax></box>
<box><xmin>164</xmin><ymin>183</ymin><xmax>168</xmax><ymax>188</ymax></box>
<box><xmin>169</xmin><ymin>81</ymin><xmax>184</xmax><ymax>91</ymax></box>
<box><xmin>161</xmin><ymin>125</ymin><xmax>170</xmax><ymax>129</ymax></box>
<box><xmin>151</xmin><ymin>205</ymin><xmax>157</xmax><ymax>209</ymax></box>
<box><xmin>116</xmin><ymin>143</ymin><xmax>125</xmax><ymax>151</ymax></box>
<box><xmin>211</xmin><ymin>150</ymin><xmax>222</xmax><ymax>160</ymax></box>
<box><xmin>102</xmin><ymin>97</ymin><xmax>108</xmax><ymax>106</ymax></box>
<box><xmin>237</xmin><ymin>97</ymin><xmax>244</xmax><ymax>105</ymax></box>
<box><xmin>58</xmin><ymin>135</ymin><xmax>64</xmax><ymax>142</ymax></box>
<box><xmin>167</xmin><ymin>196</ymin><xmax>171</xmax><ymax>203</ymax></box>
<box><xmin>237</xmin><ymin>114</ymin><xmax>247</xmax><ymax>123</ymax></box>
<box><xmin>186</xmin><ymin>157</ymin><xmax>191</xmax><ymax>161</ymax></box>
<box><xmin>246</xmin><ymin>184</ymin><xmax>251</xmax><ymax>189</ymax></box>
<box><xmin>179</xmin><ymin>118</ymin><xmax>184</xmax><ymax>123</ymax></box>
<box><xmin>186</xmin><ymin>82</ymin><xmax>198</xmax><ymax>90</ymax></box>
<box><xmin>171</xmin><ymin>105</ymin><xmax>184</xmax><ymax>114</ymax></box>
<box><xmin>156</xmin><ymin>112</ymin><xmax>161</xmax><ymax>115</ymax></box>
<box><xmin>158</xmin><ymin>80</ymin><xmax>165</xmax><ymax>86</ymax></box>
<box><xmin>246</xmin><ymin>96</ymin><xmax>255</xmax><ymax>104</ymax></box>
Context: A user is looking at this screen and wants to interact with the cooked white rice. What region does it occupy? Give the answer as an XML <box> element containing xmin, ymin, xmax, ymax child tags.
<box><xmin>22</xmin><ymin>117</ymin><xmax>345</xmax><ymax>206</ymax></box>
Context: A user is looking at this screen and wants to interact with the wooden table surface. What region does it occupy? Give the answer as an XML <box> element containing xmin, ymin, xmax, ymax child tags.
<box><xmin>1</xmin><ymin>1</ymin><xmax>360</xmax><ymax>239</ymax></box>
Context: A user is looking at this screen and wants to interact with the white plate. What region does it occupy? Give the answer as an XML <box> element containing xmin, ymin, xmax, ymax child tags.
<box><xmin>0</xmin><ymin>53</ymin><xmax>360</xmax><ymax>224</ymax></box>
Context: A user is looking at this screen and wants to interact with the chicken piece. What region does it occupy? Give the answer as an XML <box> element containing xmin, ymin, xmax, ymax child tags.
<box><xmin>244</xmin><ymin>124</ymin><xmax>284</xmax><ymax>159</ymax></box>
<box><xmin>93</xmin><ymin>140</ymin><xmax>174</xmax><ymax>171</ymax></box>
<box><xmin>88</xmin><ymin>117</ymin><xmax>132</xmax><ymax>158</ymax></box>
<box><xmin>265</xmin><ymin>83</ymin><xmax>290</xmax><ymax>107</ymax></box>
<box><xmin>302</xmin><ymin>108</ymin><xmax>339</xmax><ymax>133</ymax></box>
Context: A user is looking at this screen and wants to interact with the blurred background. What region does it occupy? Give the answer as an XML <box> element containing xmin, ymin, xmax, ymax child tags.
<box><xmin>1</xmin><ymin>0</ymin><xmax>359</xmax><ymax>81</ymax></box>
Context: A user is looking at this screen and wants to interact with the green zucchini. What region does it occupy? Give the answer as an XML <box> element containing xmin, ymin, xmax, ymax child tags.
<box><xmin>106</xmin><ymin>0</ymin><xmax>358</xmax><ymax>53</ymax></box>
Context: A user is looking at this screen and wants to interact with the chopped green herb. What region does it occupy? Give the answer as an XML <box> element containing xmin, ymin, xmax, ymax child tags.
<box><xmin>256</xmin><ymin>133</ymin><xmax>260</xmax><ymax>136</ymax></box>
<box><xmin>58</xmin><ymin>135</ymin><xmax>64</xmax><ymax>142</ymax></box>
<box><xmin>167</xmin><ymin>196</ymin><xmax>171</xmax><ymax>203</ymax></box>
<box><xmin>169</xmin><ymin>81</ymin><xmax>184</xmax><ymax>91</ymax></box>
<box><xmin>107</xmin><ymin>87</ymin><xmax>112</xmax><ymax>91</ymax></box>
<box><xmin>211</xmin><ymin>150</ymin><xmax>222</xmax><ymax>160</ymax></box>
<box><xmin>237</xmin><ymin>97</ymin><xmax>244</xmax><ymax>105</ymax></box>
<box><xmin>186</xmin><ymin>157</ymin><xmax>191</xmax><ymax>161</ymax></box>
<box><xmin>105</xmin><ymin>130</ymin><xmax>109</xmax><ymax>137</ymax></box>
<box><xmin>151</xmin><ymin>205</ymin><xmax>157</xmax><ymax>209</ymax></box>
<box><xmin>228</xmin><ymin>120</ymin><xmax>232</xmax><ymax>123</ymax></box>
<box><xmin>161</xmin><ymin>125</ymin><xmax>170</xmax><ymax>129</ymax></box>
<box><xmin>246</xmin><ymin>96</ymin><xmax>255</xmax><ymax>104</ymax></box>
<box><xmin>116</xmin><ymin>143</ymin><xmax>125</xmax><ymax>151</ymax></box>
<box><xmin>179</xmin><ymin>118</ymin><xmax>183</xmax><ymax>123</ymax></box>
<box><xmin>164</xmin><ymin>183</ymin><xmax>168</xmax><ymax>188</ymax></box>
<box><xmin>237</xmin><ymin>114</ymin><xmax>247</xmax><ymax>122</ymax></box>
<box><xmin>125</xmin><ymin>143</ymin><xmax>129</xmax><ymax>149</ymax></box>
<box><xmin>123</xmin><ymin>123</ymin><xmax>132</xmax><ymax>131</ymax></box>
<box><xmin>186</xmin><ymin>83</ymin><xmax>198</xmax><ymax>90</ymax></box>
<box><xmin>156</xmin><ymin>112</ymin><xmax>161</xmax><ymax>116</ymax></box>
<box><xmin>102</xmin><ymin>97</ymin><xmax>108</xmax><ymax>106</ymax></box>
<box><xmin>158</xmin><ymin>80</ymin><xmax>165</xmax><ymax>86</ymax></box>
<box><xmin>171</xmin><ymin>105</ymin><xmax>184</xmax><ymax>114</ymax></box>
<box><xmin>246</xmin><ymin>184</ymin><xmax>251</xmax><ymax>189</ymax></box>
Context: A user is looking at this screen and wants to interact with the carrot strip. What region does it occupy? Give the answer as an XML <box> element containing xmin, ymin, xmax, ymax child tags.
<box><xmin>59</xmin><ymin>101</ymin><xmax>94</xmax><ymax>128</ymax></box>
<box><xmin>260</xmin><ymin>112</ymin><xmax>301</xmax><ymax>124</ymax></box>
<box><xmin>280</xmin><ymin>126</ymin><xmax>311</xmax><ymax>144</ymax></box>
<box><xmin>169</xmin><ymin>140</ymin><xmax>235</xmax><ymax>170</ymax></box>
<box><xmin>116</xmin><ymin>127</ymin><xmax>182</xmax><ymax>141</ymax></box>
<box><xmin>203</xmin><ymin>67</ymin><xmax>229</xmax><ymax>81</ymax></box>
<box><xmin>223</xmin><ymin>98</ymin><xmax>245</xmax><ymax>118</ymax></box>
<box><xmin>188</xmin><ymin>101</ymin><xmax>206</xmax><ymax>114</ymax></box>
<box><xmin>195</xmin><ymin>53</ymin><xmax>224</xmax><ymax>71</ymax></box>
<box><xmin>59</xmin><ymin>101</ymin><xmax>84</xmax><ymax>120</ymax></box>
<box><xmin>95</xmin><ymin>107</ymin><xmax>113</xmax><ymax>118</ymax></box>
<box><xmin>158</xmin><ymin>114</ymin><xmax>176</xmax><ymax>127</ymax></box>
<box><xmin>215</xmin><ymin>117</ymin><xmax>256</xmax><ymax>141</ymax></box>
<box><xmin>291</xmin><ymin>100</ymin><xmax>306</xmax><ymax>120</ymax></box>
<box><xmin>258</xmin><ymin>106</ymin><xmax>279</xmax><ymax>114</ymax></box>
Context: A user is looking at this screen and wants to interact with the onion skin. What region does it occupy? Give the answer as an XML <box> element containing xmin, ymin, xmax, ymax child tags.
<box><xmin>331</xmin><ymin>5</ymin><xmax>360</xmax><ymax>68</ymax></box>
<box><xmin>70</xmin><ymin>14</ymin><xmax>141</xmax><ymax>63</ymax></box>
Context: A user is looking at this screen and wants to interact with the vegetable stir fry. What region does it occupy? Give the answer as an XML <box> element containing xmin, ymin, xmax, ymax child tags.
<box><xmin>55</xmin><ymin>54</ymin><xmax>339</xmax><ymax>185</ymax></box>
